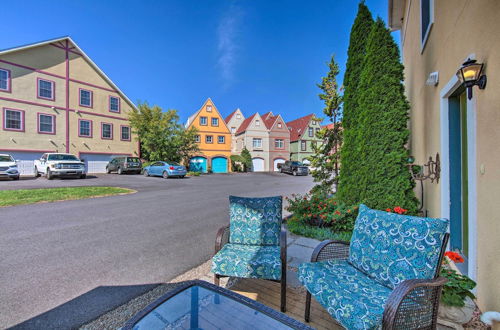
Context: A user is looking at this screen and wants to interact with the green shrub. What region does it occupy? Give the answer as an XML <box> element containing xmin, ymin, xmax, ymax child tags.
<box><xmin>285</xmin><ymin>193</ymin><xmax>358</xmax><ymax>233</ymax></box>
<box><xmin>286</xmin><ymin>219</ymin><xmax>352</xmax><ymax>242</ymax></box>
<box><xmin>186</xmin><ymin>171</ymin><xmax>201</xmax><ymax>176</ymax></box>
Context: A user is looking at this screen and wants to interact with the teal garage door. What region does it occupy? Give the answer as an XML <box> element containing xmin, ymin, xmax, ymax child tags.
<box><xmin>189</xmin><ymin>157</ymin><xmax>207</xmax><ymax>173</ymax></box>
<box><xmin>211</xmin><ymin>157</ymin><xmax>228</xmax><ymax>173</ymax></box>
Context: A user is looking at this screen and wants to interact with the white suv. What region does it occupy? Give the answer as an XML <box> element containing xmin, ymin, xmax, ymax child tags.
<box><xmin>34</xmin><ymin>153</ymin><xmax>86</xmax><ymax>180</ymax></box>
<box><xmin>0</xmin><ymin>154</ymin><xmax>20</xmax><ymax>180</ymax></box>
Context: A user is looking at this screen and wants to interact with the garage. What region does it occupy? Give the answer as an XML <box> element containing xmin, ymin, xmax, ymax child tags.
<box><xmin>1</xmin><ymin>151</ymin><xmax>45</xmax><ymax>176</ymax></box>
<box><xmin>189</xmin><ymin>156</ymin><xmax>207</xmax><ymax>173</ymax></box>
<box><xmin>211</xmin><ymin>157</ymin><xmax>228</xmax><ymax>173</ymax></box>
<box><xmin>273</xmin><ymin>158</ymin><xmax>286</xmax><ymax>171</ymax></box>
<box><xmin>80</xmin><ymin>153</ymin><xmax>129</xmax><ymax>173</ymax></box>
<box><xmin>252</xmin><ymin>157</ymin><xmax>265</xmax><ymax>172</ymax></box>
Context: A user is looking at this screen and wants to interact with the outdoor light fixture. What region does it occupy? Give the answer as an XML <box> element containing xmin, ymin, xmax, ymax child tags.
<box><xmin>457</xmin><ymin>59</ymin><xmax>487</xmax><ymax>99</ymax></box>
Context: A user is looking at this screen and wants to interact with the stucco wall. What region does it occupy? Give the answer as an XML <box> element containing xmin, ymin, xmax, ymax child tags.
<box><xmin>226</xmin><ymin>109</ymin><xmax>245</xmax><ymax>153</ymax></box>
<box><xmin>400</xmin><ymin>0</ymin><xmax>500</xmax><ymax>313</ymax></box>
<box><xmin>268</xmin><ymin>115</ymin><xmax>290</xmax><ymax>170</ymax></box>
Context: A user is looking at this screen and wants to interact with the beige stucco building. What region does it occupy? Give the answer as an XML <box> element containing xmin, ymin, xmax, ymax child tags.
<box><xmin>225</xmin><ymin>108</ymin><xmax>245</xmax><ymax>153</ymax></box>
<box><xmin>389</xmin><ymin>0</ymin><xmax>500</xmax><ymax>315</ymax></box>
<box><xmin>233</xmin><ymin>113</ymin><xmax>270</xmax><ymax>172</ymax></box>
<box><xmin>0</xmin><ymin>37</ymin><xmax>139</xmax><ymax>174</ymax></box>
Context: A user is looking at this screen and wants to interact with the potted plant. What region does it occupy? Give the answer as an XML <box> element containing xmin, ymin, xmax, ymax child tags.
<box><xmin>438</xmin><ymin>251</ymin><xmax>477</xmax><ymax>324</ymax></box>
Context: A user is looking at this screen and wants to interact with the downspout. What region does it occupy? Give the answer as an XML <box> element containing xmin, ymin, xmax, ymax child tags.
<box><xmin>65</xmin><ymin>40</ymin><xmax>70</xmax><ymax>153</ymax></box>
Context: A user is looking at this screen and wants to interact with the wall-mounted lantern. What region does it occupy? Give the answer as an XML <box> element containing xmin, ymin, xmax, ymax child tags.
<box><xmin>456</xmin><ymin>59</ymin><xmax>487</xmax><ymax>99</ymax></box>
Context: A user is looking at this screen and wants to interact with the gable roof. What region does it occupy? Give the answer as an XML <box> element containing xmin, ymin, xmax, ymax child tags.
<box><xmin>185</xmin><ymin>98</ymin><xmax>230</xmax><ymax>131</ymax></box>
<box><xmin>262</xmin><ymin>112</ymin><xmax>278</xmax><ymax>129</ymax></box>
<box><xmin>0</xmin><ymin>36</ymin><xmax>136</xmax><ymax>110</ymax></box>
<box><xmin>236</xmin><ymin>113</ymin><xmax>258</xmax><ymax>135</ymax></box>
<box><xmin>225</xmin><ymin>108</ymin><xmax>243</xmax><ymax>124</ymax></box>
<box><xmin>286</xmin><ymin>114</ymin><xmax>315</xmax><ymax>142</ymax></box>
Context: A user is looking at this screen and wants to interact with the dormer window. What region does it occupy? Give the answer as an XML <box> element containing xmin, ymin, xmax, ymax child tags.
<box><xmin>255</xmin><ymin>120</ymin><xmax>260</xmax><ymax>127</ymax></box>
<box><xmin>277</xmin><ymin>123</ymin><xmax>282</xmax><ymax>128</ymax></box>
<box><xmin>207</xmin><ymin>105</ymin><xmax>212</xmax><ymax>112</ymax></box>
<box><xmin>236</xmin><ymin>114</ymin><xmax>241</xmax><ymax>119</ymax></box>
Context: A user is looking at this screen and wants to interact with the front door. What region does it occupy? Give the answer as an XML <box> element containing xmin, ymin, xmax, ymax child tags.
<box><xmin>448</xmin><ymin>91</ymin><xmax>469</xmax><ymax>271</ymax></box>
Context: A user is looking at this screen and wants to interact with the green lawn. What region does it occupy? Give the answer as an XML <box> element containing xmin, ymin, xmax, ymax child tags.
<box><xmin>0</xmin><ymin>186</ymin><xmax>135</xmax><ymax>207</ymax></box>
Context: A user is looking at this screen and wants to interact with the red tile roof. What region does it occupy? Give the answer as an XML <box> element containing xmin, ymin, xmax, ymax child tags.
<box><xmin>262</xmin><ymin>112</ymin><xmax>278</xmax><ymax>129</ymax></box>
<box><xmin>286</xmin><ymin>114</ymin><xmax>314</xmax><ymax>142</ymax></box>
<box><xmin>322</xmin><ymin>122</ymin><xmax>342</xmax><ymax>129</ymax></box>
<box><xmin>236</xmin><ymin>113</ymin><xmax>257</xmax><ymax>135</ymax></box>
<box><xmin>225</xmin><ymin>109</ymin><xmax>238</xmax><ymax>124</ymax></box>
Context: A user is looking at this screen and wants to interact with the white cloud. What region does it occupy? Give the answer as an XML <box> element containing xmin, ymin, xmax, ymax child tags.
<box><xmin>217</xmin><ymin>3</ymin><xmax>243</xmax><ymax>88</ymax></box>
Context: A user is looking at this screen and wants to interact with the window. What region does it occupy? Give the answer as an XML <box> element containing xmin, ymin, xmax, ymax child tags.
<box><xmin>79</xmin><ymin>119</ymin><xmax>92</xmax><ymax>137</ymax></box>
<box><xmin>311</xmin><ymin>120</ymin><xmax>316</xmax><ymax>126</ymax></box>
<box><xmin>37</xmin><ymin>78</ymin><xmax>55</xmax><ymax>100</ymax></box>
<box><xmin>38</xmin><ymin>113</ymin><xmax>55</xmax><ymax>134</ymax></box>
<box><xmin>101</xmin><ymin>123</ymin><xmax>113</xmax><ymax>139</ymax></box>
<box><xmin>206</xmin><ymin>135</ymin><xmax>213</xmax><ymax>143</ymax></box>
<box><xmin>206</xmin><ymin>105</ymin><xmax>212</xmax><ymax>112</ymax></box>
<box><xmin>301</xmin><ymin>140</ymin><xmax>307</xmax><ymax>151</ymax></box>
<box><xmin>211</xmin><ymin>117</ymin><xmax>219</xmax><ymax>126</ymax></box>
<box><xmin>195</xmin><ymin>135</ymin><xmax>200</xmax><ymax>143</ymax></box>
<box><xmin>252</xmin><ymin>138</ymin><xmax>262</xmax><ymax>149</ymax></box>
<box><xmin>200</xmin><ymin>116</ymin><xmax>208</xmax><ymax>126</ymax></box>
<box><xmin>218</xmin><ymin>135</ymin><xmax>225</xmax><ymax>144</ymax></box>
<box><xmin>275</xmin><ymin>139</ymin><xmax>284</xmax><ymax>149</ymax></box>
<box><xmin>255</xmin><ymin>120</ymin><xmax>260</xmax><ymax>127</ymax></box>
<box><xmin>308</xmin><ymin>127</ymin><xmax>313</xmax><ymax>137</ymax></box>
<box><xmin>421</xmin><ymin>0</ymin><xmax>434</xmax><ymax>47</ymax></box>
<box><xmin>3</xmin><ymin>108</ymin><xmax>24</xmax><ymax>131</ymax></box>
<box><xmin>0</xmin><ymin>68</ymin><xmax>11</xmax><ymax>92</ymax></box>
<box><xmin>277</xmin><ymin>122</ymin><xmax>282</xmax><ymax>128</ymax></box>
<box><xmin>236</xmin><ymin>114</ymin><xmax>241</xmax><ymax>119</ymax></box>
<box><xmin>231</xmin><ymin>127</ymin><xmax>236</xmax><ymax>133</ymax></box>
<box><xmin>79</xmin><ymin>89</ymin><xmax>93</xmax><ymax>107</ymax></box>
<box><xmin>121</xmin><ymin>125</ymin><xmax>131</xmax><ymax>141</ymax></box>
<box><xmin>109</xmin><ymin>96</ymin><xmax>120</xmax><ymax>113</ymax></box>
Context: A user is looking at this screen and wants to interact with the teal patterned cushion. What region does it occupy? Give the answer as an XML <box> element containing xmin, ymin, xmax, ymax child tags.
<box><xmin>349</xmin><ymin>204</ymin><xmax>449</xmax><ymax>289</ymax></box>
<box><xmin>229</xmin><ymin>196</ymin><xmax>282</xmax><ymax>246</ymax></box>
<box><xmin>211</xmin><ymin>243</ymin><xmax>281</xmax><ymax>280</ymax></box>
<box><xmin>298</xmin><ymin>260</ymin><xmax>391</xmax><ymax>330</ymax></box>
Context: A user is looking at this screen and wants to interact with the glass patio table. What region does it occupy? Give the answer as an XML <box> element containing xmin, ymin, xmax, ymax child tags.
<box><xmin>123</xmin><ymin>280</ymin><xmax>313</xmax><ymax>330</ymax></box>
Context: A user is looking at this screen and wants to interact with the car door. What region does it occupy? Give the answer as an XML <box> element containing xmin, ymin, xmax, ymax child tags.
<box><xmin>151</xmin><ymin>162</ymin><xmax>161</xmax><ymax>176</ymax></box>
<box><xmin>109</xmin><ymin>159</ymin><xmax>116</xmax><ymax>171</ymax></box>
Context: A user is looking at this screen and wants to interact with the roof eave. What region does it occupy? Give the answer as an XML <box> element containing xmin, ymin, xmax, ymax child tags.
<box><xmin>388</xmin><ymin>0</ymin><xmax>405</xmax><ymax>31</ymax></box>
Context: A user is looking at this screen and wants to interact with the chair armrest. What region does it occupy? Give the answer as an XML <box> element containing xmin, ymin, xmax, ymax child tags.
<box><xmin>214</xmin><ymin>225</ymin><xmax>230</xmax><ymax>254</ymax></box>
<box><xmin>311</xmin><ymin>240</ymin><xmax>350</xmax><ymax>262</ymax></box>
<box><xmin>382</xmin><ymin>277</ymin><xmax>447</xmax><ymax>329</ymax></box>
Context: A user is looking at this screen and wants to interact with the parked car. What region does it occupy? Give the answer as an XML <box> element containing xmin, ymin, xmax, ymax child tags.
<box><xmin>143</xmin><ymin>161</ymin><xmax>187</xmax><ymax>179</ymax></box>
<box><xmin>34</xmin><ymin>153</ymin><xmax>86</xmax><ymax>179</ymax></box>
<box><xmin>106</xmin><ymin>156</ymin><xmax>142</xmax><ymax>175</ymax></box>
<box><xmin>279</xmin><ymin>160</ymin><xmax>309</xmax><ymax>176</ymax></box>
<box><xmin>0</xmin><ymin>154</ymin><xmax>20</xmax><ymax>180</ymax></box>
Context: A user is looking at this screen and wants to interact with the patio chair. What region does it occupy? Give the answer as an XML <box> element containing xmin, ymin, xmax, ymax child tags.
<box><xmin>211</xmin><ymin>195</ymin><xmax>287</xmax><ymax>312</ymax></box>
<box><xmin>298</xmin><ymin>204</ymin><xmax>449</xmax><ymax>329</ymax></box>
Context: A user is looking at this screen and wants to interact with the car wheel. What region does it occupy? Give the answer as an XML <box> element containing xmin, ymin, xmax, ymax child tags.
<box><xmin>293</xmin><ymin>170</ymin><xmax>297</xmax><ymax>176</ymax></box>
<box><xmin>34</xmin><ymin>167</ymin><xmax>40</xmax><ymax>177</ymax></box>
<box><xmin>162</xmin><ymin>171</ymin><xmax>169</xmax><ymax>179</ymax></box>
<box><xmin>279</xmin><ymin>168</ymin><xmax>283</xmax><ymax>173</ymax></box>
<box><xmin>13</xmin><ymin>176</ymin><xmax>20</xmax><ymax>180</ymax></box>
<box><xmin>106</xmin><ymin>167</ymin><xmax>111</xmax><ymax>174</ymax></box>
<box><xmin>80</xmin><ymin>174</ymin><xmax>86</xmax><ymax>179</ymax></box>
<box><xmin>143</xmin><ymin>170</ymin><xmax>149</xmax><ymax>177</ymax></box>
<box><xmin>117</xmin><ymin>167</ymin><xmax>123</xmax><ymax>175</ymax></box>
<box><xmin>46</xmin><ymin>169</ymin><xmax>53</xmax><ymax>180</ymax></box>
<box><xmin>180</xmin><ymin>175</ymin><xmax>185</xmax><ymax>178</ymax></box>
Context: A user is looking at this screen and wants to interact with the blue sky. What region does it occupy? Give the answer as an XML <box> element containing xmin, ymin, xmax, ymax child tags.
<box><xmin>1</xmin><ymin>0</ymin><xmax>399</xmax><ymax>123</ymax></box>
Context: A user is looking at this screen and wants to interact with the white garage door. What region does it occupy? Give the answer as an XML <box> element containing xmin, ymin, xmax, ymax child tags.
<box><xmin>1</xmin><ymin>151</ymin><xmax>44</xmax><ymax>176</ymax></box>
<box><xmin>252</xmin><ymin>158</ymin><xmax>265</xmax><ymax>172</ymax></box>
<box><xmin>273</xmin><ymin>158</ymin><xmax>286</xmax><ymax>171</ymax></box>
<box><xmin>80</xmin><ymin>153</ymin><xmax>128</xmax><ymax>173</ymax></box>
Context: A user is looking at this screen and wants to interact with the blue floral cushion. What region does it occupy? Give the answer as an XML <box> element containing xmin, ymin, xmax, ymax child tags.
<box><xmin>229</xmin><ymin>196</ymin><xmax>282</xmax><ymax>246</ymax></box>
<box><xmin>349</xmin><ymin>204</ymin><xmax>449</xmax><ymax>289</ymax></box>
<box><xmin>298</xmin><ymin>260</ymin><xmax>391</xmax><ymax>330</ymax></box>
<box><xmin>211</xmin><ymin>243</ymin><xmax>281</xmax><ymax>280</ymax></box>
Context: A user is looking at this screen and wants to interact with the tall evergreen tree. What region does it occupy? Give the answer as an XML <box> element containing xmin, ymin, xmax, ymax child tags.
<box><xmin>337</xmin><ymin>2</ymin><xmax>374</xmax><ymax>204</ymax></box>
<box><xmin>354</xmin><ymin>18</ymin><xmax>418</xmax><ymax>212</ymax></box>
<box><xmin>310</xmin><ymin>55</ymin><xmax>342</xmax><ymax>195</ymax></box>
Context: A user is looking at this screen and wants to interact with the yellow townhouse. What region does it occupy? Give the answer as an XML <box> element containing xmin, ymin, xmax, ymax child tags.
<box><xmin>0</xmin><ymin>36</ymin><xmax>139</xmax><ymax>174</ymax></box>
<box><xmin>389</xmin><ymin>0</ymin><xmax>500</xmax><ymax>317</ymax></box>
<box><xmin>185</xmin><ymin>98</ymin><xmax>232</xmax><ymax>173</ymax></box>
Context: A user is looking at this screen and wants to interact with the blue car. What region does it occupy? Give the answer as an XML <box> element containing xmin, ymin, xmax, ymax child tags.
<box><xmin>143</xmin><ymin>161</ymin><xmax>187</xmax><ymax>179</ymax></box>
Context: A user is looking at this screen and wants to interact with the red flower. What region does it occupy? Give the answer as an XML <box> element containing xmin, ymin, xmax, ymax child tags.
<box><xmin>386</xmin><ymin>208</ymin><xmax>392</xmax><ymax>212</ymax></box>
<box><xmin>334</xmin><ymin>210</ymin><xmax>341</xmax><ymax>215</ymax></box>
<box><xmin>393</xmin><ymin>206</ymin><xmax>408</xmax><ymax>215</ymax></box>
<box><xmin>445</xmin><ymin>251</ymin><xmax>464</xmax><ymax>263</ymax></box>
<box><xmin>347</xmin><ymin>209</ymin><xmax>351</xmax><ymax>213</ymax></box>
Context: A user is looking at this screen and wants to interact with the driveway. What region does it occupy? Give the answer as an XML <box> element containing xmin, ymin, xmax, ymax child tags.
<box><xmin>0</xmin><ymin>173</ymin><xmax>314</xmax><ymax>329</ymax></box>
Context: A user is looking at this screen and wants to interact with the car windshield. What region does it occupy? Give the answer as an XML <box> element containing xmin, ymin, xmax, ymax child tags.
<box><xmin>48</xmin><ymin>154</ymin><xmax>79</xmax><ymax>161</ymax></box>
<box><xmin>167</xmin><ymin>161</ymin><xmax>181</xmax><ymax>166</ymax></box>
<box><xmin>0</xmin><ymin>155</ymin><xmax>14</xmax><ymax>162</ymax></box>
<box><xmin>127</xmin><ymin>157</ymin><xmax>141</xmax><ymax>163</ymax></box>
<box><xmin>292</xmin><ymin>162</ymin><xmax>303</xmax><ymax>166</ymax></box>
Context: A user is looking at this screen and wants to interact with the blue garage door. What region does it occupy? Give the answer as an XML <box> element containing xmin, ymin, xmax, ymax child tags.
<box><xmin>211</xmin><ymin>157</ymin><xmax>228</xmax><ymax>173</ymax></box>
<box><xmin>189</xmin><ymin>157</ymin><xmax>207</xmax><ymax>173</ymax></box>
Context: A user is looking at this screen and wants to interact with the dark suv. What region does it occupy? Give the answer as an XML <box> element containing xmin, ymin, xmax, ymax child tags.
<box><xmin>106</xmin><ymin>157</ymin><xmax>142</xmax><ymax>175</ymax></box>
<box><xmin>279</xmin><ymin>160</ymin><xmax>309</xmax><ymax>176</ymax></box>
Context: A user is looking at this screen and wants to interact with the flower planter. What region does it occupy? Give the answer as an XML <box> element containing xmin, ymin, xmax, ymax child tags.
<box><xmin>438</xmin><ymin>296</ymin><xmax>475</xmax><ymax>325</ymax></box>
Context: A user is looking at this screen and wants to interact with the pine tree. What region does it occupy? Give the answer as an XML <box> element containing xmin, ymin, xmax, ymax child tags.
<box><xmin>310</xmin><ymin>55</ymin><xmax>342</xmax><ymax>195</ymax></box>
<box><xmin>354</xmin><ymin>18</ymin><xmax>418</xmax><ymax>212</ymax></box>
<box><xmin>240</xmin><ymin>147</ymin><xmax>252</xmax><ymax>172</ymax></box>
<box><xmin>337</xmin><ymin>2</ymin><xmax>374</xmax><ymax>204</ymax></box>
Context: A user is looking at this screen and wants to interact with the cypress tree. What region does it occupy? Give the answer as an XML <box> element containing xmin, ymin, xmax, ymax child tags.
<box><xmin>355</xmin><ymin>18</ymin><xmax>418</xmax><ymax>213</ymax></box>
<box><xmin>337</xmin><ymin>2</ymin><xmax>374</xmax><ymax>204</ymax></box>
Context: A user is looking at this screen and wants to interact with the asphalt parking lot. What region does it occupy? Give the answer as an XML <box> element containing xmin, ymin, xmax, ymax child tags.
<box><xmin>0</xmin><ymin>172</ymin><xmax>314</xmax><ymax>329</ymax></box>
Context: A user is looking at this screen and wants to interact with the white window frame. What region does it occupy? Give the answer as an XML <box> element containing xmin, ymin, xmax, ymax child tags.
<box><xmin>217</xmin><ymin>135</ymin><xmax>225</xmax><ymax>144</ymax></box>
<box><xmin>37</xmin><ymin>78</ymin><xmax>55</xmax><ymax>101</ymax></box>
<box><xmin>200</xmin><ymin>116</ymin><xmax>208</xmax><ymax>126</ymax></box>
<box><xmin>231</xmin><ymin>127</ymin><xmax>236</xmax><ymax>133</ymax></box>
<box><xmin>308</xmin><ymin>127</ymin><xmax>314</xmax><ymax>137</ymax></box>
<box><xmin>275</xmin><ymin>139</ymin><xmax>284</xmax><ymax>149</ymax></box>
<box><xmin>252</xmin><ymin>138</ymin><xmax>262</xmax><ymax>149</ymax></box>
<box><xmin>195</xmin><ymin>135</ymin><xmax>201</xmax><ymax>143</ymax></box>
<box><xmin>301</xmin><ymin>140</ymin><xmax>307</xmax><ymax>151</ymax></box>
<box><xmin>3</xmin><ymin>108</ymin><xmax>24</xmax><ymax>131</ymax></box>
<box><xmin>0</xmin><ymin>68</ymin><xmax>11</xmax><ymax>92</ymax></box>
<box><xmin>236</xmin><ymin>114</ymin><xmax>241</xmax><ymax>119</ymax></box>
<box><xmin>79</xmin><ymin>119</ymin><xmax>92</xmax><ymax>137</ymax></box>
<box><xmin>79</xmin><ymin>89</ymin><xmax>93</xmax><ymax>108</ymax></box>
<box><xmin>101</xmin><ymin>122</ymin><xmax>113</xmax><ymax>140</ymax></box>
<box><xmin>120</xmin><ymin>125</ymin><xmax>131</xmax><ymax>141</ymax></box>
<box><xmin>255</xmin><ymin>120</ymin><xmax>260</xmax><ymax>127</ymax></box>
<box><xmin>109</xmin><ymin>96</ymin><xmax>121</xmax><ymax>113</ymax></box>
<box><xmin>211</xmin><ymin>117</ymin><xmax>219</xmax><ymax>126</ymax></box>
<box><xmin>420</xmin><ymin>0</ymin><xmax>434</xmax><ymax>52</ymax></box>
<box><xmin>206</xmin><ymin>135</ymin><xmax>213</xmax><ymax>143</ymax></box>
<box><xmin>38</xmin><ymin>113</ymin><xmax>55</xmax><ymax>134</ymax></box>
<box><xmin>206</xmin><ymin>105</ymin><xmax>212</xmax><ymax>112</ymax></box>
